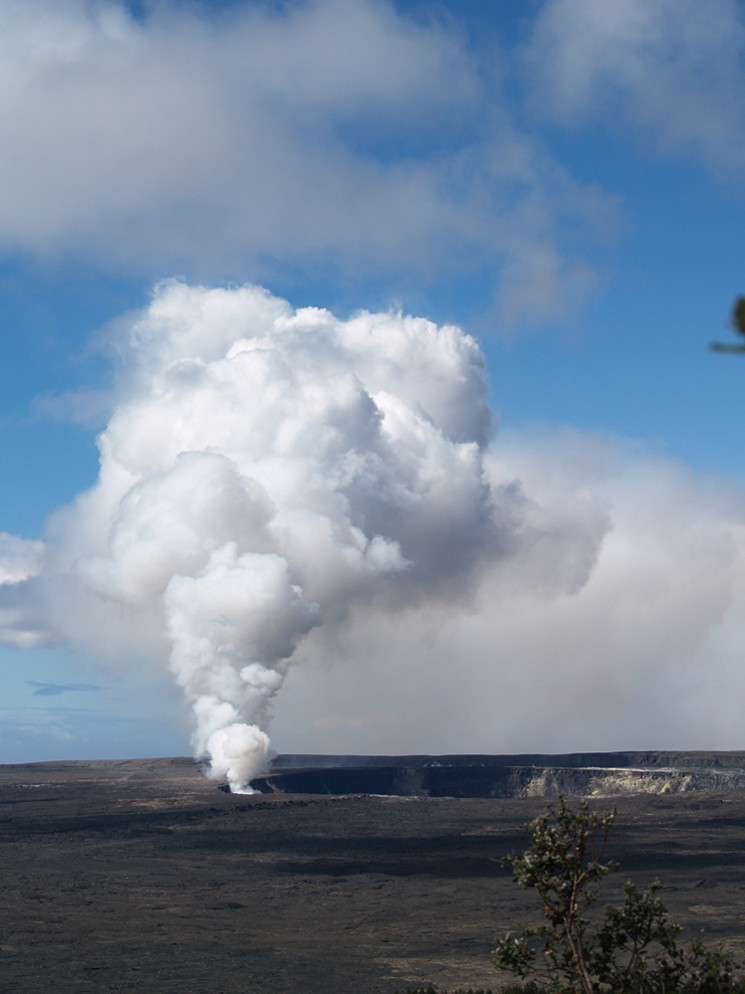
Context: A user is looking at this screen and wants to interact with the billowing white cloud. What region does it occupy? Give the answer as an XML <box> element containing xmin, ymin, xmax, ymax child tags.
<box><xmin>0</xmin><ymin>0</ymin><xmax>619</xmax><ymax>323</ymax></box>
<box><xmin>6</xmin><ymin>281</ymin><xmax>515</xmax><ymax>788</ymax></box>
<box><xmin>526</xmin><ymin>0</ymin><xmax>745</xmax><ymax>175</ymax></box>
<box><xmin>3</xmin><ymin>282</ymin><xmax>745</xmax><ymax>781</ymax></box>
<box><xmin>277</xmin><ymin>431</ymin><xmax>745</xmax><ymax>756</ymax></box>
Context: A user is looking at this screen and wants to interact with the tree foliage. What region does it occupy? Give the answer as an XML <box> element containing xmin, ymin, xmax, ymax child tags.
<box><xmin>711</xmin><ymin>297</ymin><xmax>745</xmax><ymax>353</ymax></box>
<box><xmin>493</xmin><ymin>796</ymin><xmax>744</xmax><ymax>994</ymax></box>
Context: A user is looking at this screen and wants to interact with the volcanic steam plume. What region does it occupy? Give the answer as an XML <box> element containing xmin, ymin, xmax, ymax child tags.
<box><xmin>23</xmin><ymin>281</ymin><xmax>514</xmax><ymax>790</ymax></box>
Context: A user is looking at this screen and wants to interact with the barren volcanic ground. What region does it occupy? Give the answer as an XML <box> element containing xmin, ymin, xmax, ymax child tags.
<box><xmin>3</xmin><ymin>757</ymin><xmax>745</xmax><ymax>994</ymax></box>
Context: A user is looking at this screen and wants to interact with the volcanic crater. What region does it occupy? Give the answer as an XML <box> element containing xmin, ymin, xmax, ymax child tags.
<box><xmin>3</xmin><ymin>751</ymin><xmax>745</xmax><ymax>993</ymax></box>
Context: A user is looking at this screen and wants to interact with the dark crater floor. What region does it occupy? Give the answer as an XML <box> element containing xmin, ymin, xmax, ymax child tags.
<box><xmin>3</xmin><ymin>753</ymin><xmax>745</xmax><ymax>993</ymax></box>
<box><xmin>255</xmin><ymin>750</ymin><xmax>745</xmax><ymax>797</ymax></box>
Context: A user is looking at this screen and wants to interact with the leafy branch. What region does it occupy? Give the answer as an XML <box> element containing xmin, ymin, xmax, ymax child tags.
<box><xmin>711</xmin><ymin>297</ymin><xmax>745</xmax><ymax>353</ymax></box>
<box><xmin>493</xmin><ymin>796</ymin><xmax>743</xmax><ymax>994</ymax></box>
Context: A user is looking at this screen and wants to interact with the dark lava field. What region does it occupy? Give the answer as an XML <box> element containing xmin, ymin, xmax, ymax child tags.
<box><xmin>3</xmin><ymin>754</ymin><xmax>745</xmax><ymax>993</ymax></box>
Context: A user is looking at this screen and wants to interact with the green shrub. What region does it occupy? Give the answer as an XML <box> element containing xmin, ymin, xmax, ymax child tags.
<box><xmin>493</xmin><ymin>795</ymin><xmax>744</xmax><ymax>994</ymax></box>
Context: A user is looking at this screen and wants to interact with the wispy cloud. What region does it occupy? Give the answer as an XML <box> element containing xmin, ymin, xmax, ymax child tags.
<box><xmin>0</xmin><ymin>0</ymin><xmax>620</xmax><ymax>324</ymax></box>
<box><xmin>0</xmin><ymin>705</ymin><xmax>107</xmax><ymax>744</ymax></box>
<box><xmin>0</xmin><ymin>704</ymin><xmax>183</xmax><ymax>764</ymax></box>
<box><xmin>525</xmin><ymin>0</ymin><xmax>745</xmax><ymax>177</ymax></box>
<box><xmin>27</xmin><ymin>681</ymin><xmax>102</xmax><ymax>697</ymax></box>
<box><xmin>30</xmin><ymin>388</ymin><xmax>115</xmax><ymax>431</ymax></box>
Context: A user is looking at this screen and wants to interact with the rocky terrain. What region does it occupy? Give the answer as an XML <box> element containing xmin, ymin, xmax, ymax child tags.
<box><xmin>2</xmin><ymin>754</ymin><xmax>745</xmax><ymax>993</ymax></box>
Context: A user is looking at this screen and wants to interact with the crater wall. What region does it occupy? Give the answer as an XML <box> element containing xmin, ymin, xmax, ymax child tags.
<box><xmin>253</xmin><ymin>751</ymin><xmax>745</xmax><ymax>797</ymax></box>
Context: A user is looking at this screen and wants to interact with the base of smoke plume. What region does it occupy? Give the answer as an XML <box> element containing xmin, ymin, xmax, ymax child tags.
<box><xmin>233</xmin><ymin>751</ymin><xmax>745</xmax><ymax>797</ymax></box>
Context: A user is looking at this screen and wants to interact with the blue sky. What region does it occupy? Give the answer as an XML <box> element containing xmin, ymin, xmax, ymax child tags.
<box><xmin>3</xmin><ymin>0</ymin><xmax>745</xmax><ymax>769</ymax></box>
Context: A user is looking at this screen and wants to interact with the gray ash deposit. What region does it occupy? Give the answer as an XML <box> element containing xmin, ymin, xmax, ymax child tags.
<box><xmin>252</xmin><ymin>751</ymin><xmax>745</xmax><ymax>797</ymax></box>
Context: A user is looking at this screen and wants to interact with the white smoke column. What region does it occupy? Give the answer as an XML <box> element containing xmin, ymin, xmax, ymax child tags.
<box><xmin>45</xmin><ymin>280</ymin><xmax>501</xmax><ymax>790</ymax></box>
<box><xmin>10</xmin><ymin>280</ymin><xmax>742</xmax><ymax>763</ymax></box>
